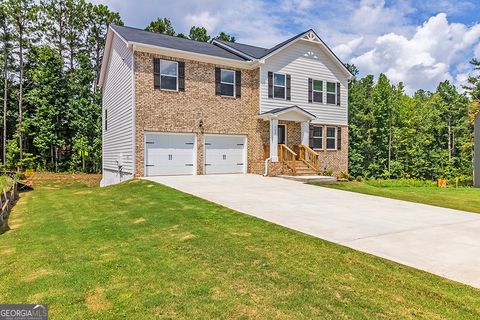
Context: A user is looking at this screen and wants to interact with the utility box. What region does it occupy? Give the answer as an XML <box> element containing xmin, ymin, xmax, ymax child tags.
<box><xmin>475</xmin><ymin>115</ymin><xmax>480</xmax><ymax>187</ymax></box>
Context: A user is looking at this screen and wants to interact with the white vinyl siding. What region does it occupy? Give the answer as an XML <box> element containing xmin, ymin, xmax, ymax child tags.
<box><xmin>260</xmin><ymin>40</ymin><xmax>348</xmax><ymax>126</ymax></box>
<box><xmin>102</xmin><ymin>33</ymin><xmax>135</xmax><ymax>177</ymax></box>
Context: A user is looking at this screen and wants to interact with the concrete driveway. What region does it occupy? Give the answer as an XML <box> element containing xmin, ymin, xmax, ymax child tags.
<box><xmin>145</xmin><ymin>174</ymin><xmax>480</xmax><ymax>288</ymax></box>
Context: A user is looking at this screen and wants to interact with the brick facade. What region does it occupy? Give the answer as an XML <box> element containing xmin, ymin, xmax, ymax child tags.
<box><xmin>134</xmin><ymin>51</ymin><xmax>264</xmax><ymax>176</ymax></box>
<box><xmin>133</xmin><ymin>51</ymin><xmax>348</xmax><ymax>177</ymax></box>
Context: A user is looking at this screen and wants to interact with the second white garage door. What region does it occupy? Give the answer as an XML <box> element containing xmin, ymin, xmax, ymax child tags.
<box><xmin>144</xmin><ymin>133</ymin><xmax>196</xmax><ymax>176</ymax></box>
<box><xmin>204</xmin><ymin>135</ymin><xmax>246</xmax><ymax>174</ymax></box>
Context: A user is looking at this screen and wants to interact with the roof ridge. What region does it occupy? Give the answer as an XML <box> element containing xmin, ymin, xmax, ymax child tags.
<box><xmin>111</xmin><ymin>24</ymin><xmax>221</xmax><ymax>46</ymax></box>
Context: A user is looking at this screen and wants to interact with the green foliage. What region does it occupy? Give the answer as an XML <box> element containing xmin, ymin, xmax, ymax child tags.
<box><xmin>145</xmin><ymin>17</ymin><xmax>175</xmax><ymax>36</ymax></box>
<box><xmin>215</xmin><ymin>31</ymin><xmax>235</xmax><ymax>42</ymax></box>
<box><xmin>348</xmin><ymin>66</ymin><xmax>473</xmax><ymax>182</ymax></box>
<box><xmin>0</xmin><ymin>0</ymin><xmax>122</xmax><ymax>172</ymax></box>
<box><xmin>188</xmin><ymin>26</ymin><xmax>210</xmax><ymax>42</ymax></box>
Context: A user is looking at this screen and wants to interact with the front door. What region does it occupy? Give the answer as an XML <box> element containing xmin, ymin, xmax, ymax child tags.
<box><xmin>278</xmin><ymin>125</ymin><xmax>286</xmax><ymax>144</ymax></box>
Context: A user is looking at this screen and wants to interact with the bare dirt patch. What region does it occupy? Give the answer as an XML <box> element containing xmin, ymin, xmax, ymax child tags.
<box><xmin>85</xmin><ymin>287</ymin><xmax>112</xmax><ymax>311</ymax></box>
<box><xmin>0</xmin><ymin>247</ymin><xmax>16</xmax><ymax>255</ymax></box>
<box><xmin>132</xmin><ymin>217</ymin><xmax>145</xmax><ymax>224</ymax></box>
<box><xmin>22</xmin><ymin>269</ymin><xmax>53</xmax><ymax>282</ymax></box>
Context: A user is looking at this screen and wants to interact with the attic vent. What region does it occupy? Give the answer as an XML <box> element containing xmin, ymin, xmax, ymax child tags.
<box><xmin>303</xmin><ymin>31</ymin><xmax>320</xmax><ymax>43</ymax></box>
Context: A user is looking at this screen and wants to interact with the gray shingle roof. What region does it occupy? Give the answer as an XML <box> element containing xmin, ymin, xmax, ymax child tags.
<box><xmin>260</xmin><ymin>106</ymin><xmax>317</xmax><ymax>119</ymax></box>
<box><xmin>216</xmin><ymin>30</ymin><xmax>310</xmax><ymax>59</ymax></box>
<box><xmin>215</xmin><ymin>40</ymin><xmax>269</xmax><ymax>59</ymax></box>
<box><xmin>111</xmin><ymin>25</ymin><xmax>248</xmax><ymax>61</ymax></box>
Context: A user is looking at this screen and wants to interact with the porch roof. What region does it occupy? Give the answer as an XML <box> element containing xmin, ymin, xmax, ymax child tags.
<box><xmin>258</xmin><ymin>106</ymin><xmax>316</xmax><ymax>122</ymax></box>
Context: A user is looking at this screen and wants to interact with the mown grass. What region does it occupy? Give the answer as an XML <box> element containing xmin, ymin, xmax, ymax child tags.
<box><xmin>0</xmin><ymin>176</ymin><xmax>479</xmax><ymax>319</ymax></box>
<box><xmin>316</xmin><ymin>180</ymin><xmax>480</xmax><ymax>214</ymax></box>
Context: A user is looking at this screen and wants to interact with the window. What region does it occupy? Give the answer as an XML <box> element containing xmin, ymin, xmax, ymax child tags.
<box><xmin>326</xmin><ymin>82</ymin><xmax>336</xmax><ymax>104</ymax></box>
<box><xmin>326</xmin><ymin>127</ymin><xmax>337</xmax><ymax>150</ymax></box>
<box><xmin>160</xmin><ymin>60</ymin><xmax>178</xmax><ymax>90</ymax></box>
<box><xmin>313</xmin><ymin>80</ymin><xmax>323</xmax><ymax>103</ymax></box>
<box><xmin>273</xmin><ymin>73</ymin><xmax>286</xmax><ymax>99</ymax></box>
<box><xmin>104</xmin><ymin>109</ymin><xmax>107</xmax><ymax>131</ymax></box>
<box><xmin>220</xmin><ymin>69</ymin><xmax>235</xmax><ymax>96</ymax></box>
<box><xmin>312</xmin><ymin>126</ymin><xmax>323</xmax><ymax>149</ymax></box>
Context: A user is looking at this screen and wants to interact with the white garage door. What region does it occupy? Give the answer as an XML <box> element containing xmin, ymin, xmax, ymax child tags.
<box><xmin>205</xmin><ymin>135</ymin><xmax>246</xmax><ymax>174</ymax></box>
<box><xmin>144</xmin><ymin>133</ymin><xmax>196</xmax><ymax>176</ymax></box>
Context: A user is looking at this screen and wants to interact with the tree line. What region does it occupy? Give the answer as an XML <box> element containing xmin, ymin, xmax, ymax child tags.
<box><xmin>347</xmin><ymin>61</ymin><xmax>480</xmax><ymax>182</ymax></box>
<box><xmin>1</xmin><ymin>6</ymin><xmax>480</xmax><ymax>181</ymax></box>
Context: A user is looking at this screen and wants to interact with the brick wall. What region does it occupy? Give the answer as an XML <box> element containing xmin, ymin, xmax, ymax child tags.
<box><xmin>133</xmin><ymin>50</ymin><xmax>348</xmax><ymax>177</ymax></box>
<box><xmin>134</xmin><ymin>51</ymin><xmax>264</xmax><ymax>176</ymax></box>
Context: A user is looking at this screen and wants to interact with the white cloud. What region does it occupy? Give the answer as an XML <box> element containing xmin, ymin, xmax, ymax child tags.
<box><xmin>475</xmin><ymin>43</ymin><xmax>480</xmax><ymax>58</ymax></box>
<box><xmin>184</xmin><ymin>11</ymin><xmax>220</xmax><ymax>32</ymax></box>
<box><xmin>351</xmin><ymin>13</ymin><xmax>480</xmax><ymax>93</ymax></box>
<box><xmin>333</xmin><ymin>37</ymin><xmax>364</xmax><ymax>61</ymax></box>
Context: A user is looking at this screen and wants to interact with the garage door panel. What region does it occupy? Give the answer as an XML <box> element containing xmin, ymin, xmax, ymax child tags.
<box><xmin>205</xmin><ymin>135</ymin><xmax>246</xmax><ymax>174</ymax></box>
<box><xmin>145</xmin><ymin>133</ymin><xmax>195</xmax><ymax>176</ymax></box>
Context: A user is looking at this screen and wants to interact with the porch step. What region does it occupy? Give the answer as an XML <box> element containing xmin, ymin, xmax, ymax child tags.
<box><xmin>278</xmin><ymin>175</ymin><xmax>337</xmax><ymax>183</ymax></box>
<box><xmin>293</xmin><ymin>161</ymin><xmax>317</xmax><ymax>175</ymax></box>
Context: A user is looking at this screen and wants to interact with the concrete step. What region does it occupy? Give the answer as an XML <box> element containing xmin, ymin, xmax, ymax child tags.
<box><xmin>278</xmin><ymin>175</ymin><xmax>337</xmax><ymax>183</ymax></box>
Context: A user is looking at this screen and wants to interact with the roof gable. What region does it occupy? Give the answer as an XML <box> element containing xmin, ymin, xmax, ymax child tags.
<box><xmin>214</xmin><ymin>29</ymin><xmax>354</xmax><ymax>79</ymax></box>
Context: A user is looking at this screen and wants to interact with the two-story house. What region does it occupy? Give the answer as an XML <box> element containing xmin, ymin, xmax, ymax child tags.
<box><xmin>99</xmin><ymin>25</ymin><xmax>353</xmax><ymax>186</ymax></box>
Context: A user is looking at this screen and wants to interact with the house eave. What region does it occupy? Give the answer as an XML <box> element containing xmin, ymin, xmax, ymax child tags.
<box><xmin>131</xmin><ymin>43</ymin><xmax>260</xmax><ymax>69</ymax></box>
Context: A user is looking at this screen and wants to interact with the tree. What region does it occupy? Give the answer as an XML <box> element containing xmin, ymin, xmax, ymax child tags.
<box><xmin>465</xmin><ymin>59</ymin><xmax>480</xmax><ymax>119</ymax></box>
<box><xmin>24</xmin><ymin>45</ymin><xmax>64</xmax><ymax>169</ymax></box>
<box><xmin>145</xmin><ymin>17</ymin><xmax>175</xmax><ymax>36</ymax></box>
<box><xmin>214</xmin><ymin>32</ymin><xmax>235</xmax><ymax>42</ymax></box>
<box><xmin>85</xmin><ymin>3</ymin><xmax>122</xmax><ymax>87</ymax></box>
<box><xmin>5</xmin><ymin>0</ymin><xmax>37</xmax><ymax>164</ymax></box>
<box><xmin>188</xmin><ymin>26</ymin><xmax>210</xmax><ymax>42</ymax></box>
<box><xmin>0</xmin><ymin>3</ymin><xmax>13</xmax><ymax>165</ymax></box>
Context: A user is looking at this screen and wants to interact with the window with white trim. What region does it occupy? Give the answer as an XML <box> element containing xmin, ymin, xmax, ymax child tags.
<box><xmin>326</xmin><ymin>82</ymin><xmax>336</xmax><ymax>104</ymax></box>
<box><xmin>326</xmin><ymin>127</ymin><xmax>336</xmax><ymax>150</ymax></box>
<box><xmin>313</xmin><ymin>80</ymin><xmax>323</xmax><ymax>103</ymax></box>
<box><xmin>160</xmin><ymin>60</ymin><xmax>178</xmax><ymax>90</ymax></box>
<box><xmin>312</xmin><ymin>126</ymin><xmax>323</xmax><ymax>149</ymax></box>
<box><xmin>220</xmin><ymin>69</ymin><xmax>235</xmax><ymax>96</ymax></box>
<box><xmin>273</xmin><ymin>73</ymin><xmax>286</xmax><ymax>99</ymax></box>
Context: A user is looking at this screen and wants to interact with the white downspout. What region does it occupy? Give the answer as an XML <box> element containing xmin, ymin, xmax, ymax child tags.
<box><xmin>263</xmin><ymin>157</ymin><xmax>271</xmax><ymax>176</ymax></box>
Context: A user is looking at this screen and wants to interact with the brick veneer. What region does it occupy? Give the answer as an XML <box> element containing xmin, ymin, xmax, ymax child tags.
<box><xmin>133</xmin><ymin>50</ymin><xmax>348</xmax><ymax>177</ymax></box>
<box><xmin>134</xmin><ymin>51</ymin><xmax>263</xmax><ymax>176</ymax></box>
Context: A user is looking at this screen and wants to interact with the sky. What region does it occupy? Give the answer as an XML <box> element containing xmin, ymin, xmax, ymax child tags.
<box><xmin>94</xmin><ymin>0</ymin><xmax>480</xmax><ymax>93</ymax></box>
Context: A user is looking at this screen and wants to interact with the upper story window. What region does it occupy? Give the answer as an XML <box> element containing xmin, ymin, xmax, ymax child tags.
<box><xmin>326</xmin><ymin>126</ymin><xmax>337</xmax><ymax>150</ymax></box>
<box><xmin>157</xmin><ymin>60</ymin><xmax>178</xmax><ymax>91</ymax></box>
<box><xmin>220</xmin><ymin>69</ymin><xmax>235</xmax><ymax>97</ymax></box>
<box><xmin>326</xmin><ymin>82</ymin><xmax>336</xmax><ymax>104</ymax></box>
<box><xmin>274</xmin><ymin>73</ymin><xmax>286</xmax><ymax>99</ymax></box>
<box><xmin>313</xmin><ymin>80</ymin><xmax>323</xmax><ymax>103</ymax></box>
<box><xmin>312</xmin><ymin>126</ymin><xmax>323</xmax><ymax>149</ymax></box>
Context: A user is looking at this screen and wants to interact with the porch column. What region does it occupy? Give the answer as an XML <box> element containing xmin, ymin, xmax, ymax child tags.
<box><xmin>301</xmin><ymin>121</ymin><xmax>309</xmax><ymax>146</ymax></box>
<box><xmin>269</xmin><ymin>118</ymin><xmax>279</xmax><ymax>162</ymax></box>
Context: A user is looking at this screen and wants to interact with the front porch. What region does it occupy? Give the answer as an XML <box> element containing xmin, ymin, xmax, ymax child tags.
<box><xmin>258</xmin><ymin>106</ymin><xmax>320</xmax><ymax>176</ymax></box>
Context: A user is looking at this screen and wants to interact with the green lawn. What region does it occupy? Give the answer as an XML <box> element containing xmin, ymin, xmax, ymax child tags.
<box><xmin>0</xmin><ymin>176</ymin><xmax>479</xmax><ymax>319</ymax></box>
<box><xmin>316</xmin><ymin>180</ymin><xmax>480</xmax><ymax>213</ymax></box>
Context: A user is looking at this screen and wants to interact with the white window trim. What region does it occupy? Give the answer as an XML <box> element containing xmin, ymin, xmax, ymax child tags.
<box><xmin>273</xmin><ymin>72</ymin><xmax>286</xmax><ymax>100</ymax></box>
<box><xmin>312</xmin><ymin>79</ymin><xmax>324</xmax><ymax>104</ymax></box>
<box><xmin>159</xmin><ymin>59</ymin><xmax>179</xmax><ymax>92</ymax></box>
<box><xmin>312</xmin><ymin>125</ymin><xmax>323</xmax><ymax>150</ymax></box>
<box><xmin>220</xmin><ymin>69</ymin><xmax>235</xmax><ymax>97</ymax></box>
<box><xmin>326</xmin><ymin>81</ymin><xmax>337</xmax><ymax>105</ymax></box>
<box><xmin>326</xmin><ymin>126</ymin><xmax>337</xmax><ymax>150</ymax></box>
